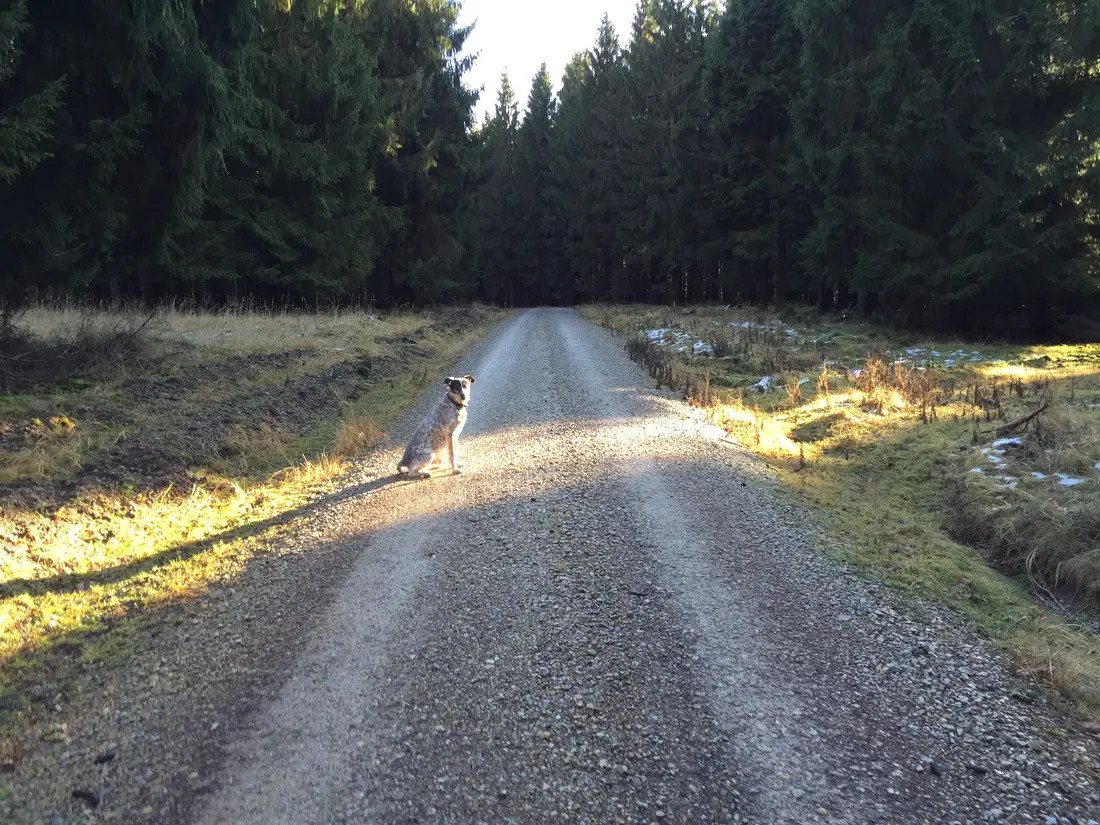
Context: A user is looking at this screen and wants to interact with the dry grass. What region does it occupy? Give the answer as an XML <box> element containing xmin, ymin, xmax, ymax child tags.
<box><xmin>0</xmin><ymin>414</ymin><xmax>123</xmax><ymax>484</ymax></box>
<box><xmin>585</xmin><ymin>303</ymin><xmax>1100</xmax><ymax>718</ymax></box>
<box><xmin>949</xmin><ymin>407</ymin><xmax>1100</xmax><ymax>605</ymax></box>
<box><xmin>0</xmin><ymin>301</ymin><xmax>504</xmax><ymax>739</ymax></box>
<box><xmin>333</xmin><ymin>416</ymin><xmax>388</xmax><ymax>457</ymax></box>
<box><xmin>14</xmin><ymin>300</ymin><xmax>420</xmax><ymax>360</ymax></box>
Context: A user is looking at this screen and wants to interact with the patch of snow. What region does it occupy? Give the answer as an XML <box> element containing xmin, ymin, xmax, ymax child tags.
<box><xmin>1031</xmin><ymin>472</ymin><xmax>1048</xmax><ymax>480</ymax></box>
<box><xmin>1055</xmin><ymin>473</ymin><xmax>1087</xmax><ymax>487</ymax></box>
<box><xmin>753</xmin><ymin>376</ymin><xmax>775</xmax><ymax>392</ymax></box>
<box><xmin>991</xmin><ymin>437</ymin><xmax>1022</xmax><ymax>448</ymax></box>
<box><xmin>850</xmin><ymin>368</ymin><xmax>862</xmax><ymax>378</ymax></box>
<box><xmin>970</xmin><ymin>467</ymin><xmax>984</xmax><ymax>474</ymax></box>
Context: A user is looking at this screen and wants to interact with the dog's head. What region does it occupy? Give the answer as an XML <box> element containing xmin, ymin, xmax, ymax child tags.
<box><xmin>444</xmin><ymin>374</ymin><xmax>476</xmax><ymax>407</ymax></box>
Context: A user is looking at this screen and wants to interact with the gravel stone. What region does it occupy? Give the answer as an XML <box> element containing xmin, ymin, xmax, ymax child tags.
<box><xmin>1</xmin><ymin>309</ymin><xmax>1098</xmax><ymax>825</ymax></box>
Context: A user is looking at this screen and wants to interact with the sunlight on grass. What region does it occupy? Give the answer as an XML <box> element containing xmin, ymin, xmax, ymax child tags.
<box><xmin>0</xmin><ymin>302</ymin><xmax>505</xmax><ymax>738</ymax></box>
<box><xmin>585</xmin><ymin>302</ymin><xmax>1100</xmax><ymax>718</ymax></box>
<box><xmin>1</xmin><ymin>453</ymin><xmax>343</xmax><ymax>657</ymax></box>
<box><xmin>15</xmin><ymin>300</ymin><xmax>428</xmax><ymax>364</ymax></box>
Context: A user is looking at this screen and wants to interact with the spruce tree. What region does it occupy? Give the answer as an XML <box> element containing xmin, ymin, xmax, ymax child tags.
<box><xmin>582</xmin><ymin>16</ymin><xmax>627</xmax><ymax>301</ymax></box>
<box><xmin>792</xmin><ymin>0</ymin><xmax>1100</xmax><ymax>333</ymax></box>
<box><xmin>176</xmin><ymin>0</ymin><xmax>399</xmax><ymax>304</ymax></box>
<box><xmin>474</xmin><ymin>74</ymin><xmax>523</xmax><ymax>305</ymax></box>
<box><xmin>543</xmin><ymin>53</ymin><xmax>590</xmax><ymax>305</ymax></box>
<box><xmin>706</xmin><ymin>0</ymin><xmax>805</xmax><ymax>307</ymax></box>
<box><xmin>366</xmin><ymin>0</ymin><xmax>480</xmax><ymax>304</ymax></box>
<box><xmin>0</xmin><ymin>0</ymin><xmax>255</xmax><ymax>305</ymax></box>
<box><xmin>615</xmin><ymin>0</ymin><xmax>713</xmax><ymax>302</ymax></box>
<box><xmin>0</xmin><ymin>0</ymin><xmax>64</xmax><ymax>318</ymax></box>
<box><xmin>513</xmin><ymin>64</ymin><xmax>558</xmax><ymax>304</ymax></box>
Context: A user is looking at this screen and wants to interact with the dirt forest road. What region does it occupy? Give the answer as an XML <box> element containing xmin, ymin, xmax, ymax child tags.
<box><xmin>10</xmin><ymin>308</ymin><xmax>1100</xmax><ymax>825</ymax></box>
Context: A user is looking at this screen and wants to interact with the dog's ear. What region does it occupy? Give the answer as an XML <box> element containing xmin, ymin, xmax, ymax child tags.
<box><xmin>464</xmin><ymin>375</ymin><xmax>476</xmax><ymax>384</ymax></box>
<box><xmin>443</xmin><ymin>376</ymin><xmax>454</xmax><ymax>386</ymax></box>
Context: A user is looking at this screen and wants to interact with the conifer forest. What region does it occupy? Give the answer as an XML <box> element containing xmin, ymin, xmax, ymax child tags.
<box><xmin>2</xmin><ymin>0</ymin><xmax>1100</xmax><ymax>337</ymax></box>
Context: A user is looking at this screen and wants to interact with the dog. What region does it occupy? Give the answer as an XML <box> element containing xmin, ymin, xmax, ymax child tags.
<box><xmin>397</xmin><ymin>375</ymin><xmax>476</xmax><ymax>478</ymax></box>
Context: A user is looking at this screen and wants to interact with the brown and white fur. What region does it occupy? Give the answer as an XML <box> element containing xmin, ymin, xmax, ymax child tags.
<box><xmin>397</xmin><ymin>375</ymin><xmax>476</xmax><ymax>479</ymax></box>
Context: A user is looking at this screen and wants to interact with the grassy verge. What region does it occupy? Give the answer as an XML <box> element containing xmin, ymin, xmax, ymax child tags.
<box><xmin>0</xmin><ymin>301</ymin><xmax>504</xmax><ymax>749</ymax></box>
<box><xmin>583</xmin><ymin>303</ymin><xmax>1100</xmax><ymax>719</ymax></box>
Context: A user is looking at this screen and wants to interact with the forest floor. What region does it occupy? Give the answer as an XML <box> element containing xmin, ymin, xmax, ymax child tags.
<box><xmin>583</xmin><ymin>303</ymin><xmax>1100</xmax><ymax>720</ymax></box>
<box><xmin>0</xmin><ymin>301</ymin><xmax>504</xmax><ymax>757</ymax></box>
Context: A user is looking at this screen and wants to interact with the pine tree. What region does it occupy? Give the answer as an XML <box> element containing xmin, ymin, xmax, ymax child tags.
<box><xmin>576</xmin><ymin>15</ymin><xmax>627</xmax><ymax>301</ymax></box>
<box><xmin>614</xmin><ymin>0</ymin><xmax>714</xmax><ymax>302</ymax></box>
<box><xmin>614</xmin><ymin>0</ymin><xmax>664</xmax><ymax>301</ymax></box>
<box><xmin>0</xmin><ymin>0</ymin><xmax>255</xmax><ymax>305</ymax></box>
<box><xmin>662</xmin><ymin>0</ymin><xmax>718</xmax><ymax>304</ymax></box>
<box><xmin>366</xmin><ymin>0</ymin><xmax>480</xmax><ymax>304</ymax></box>
<box><xmin>474</xmin><ymin>73</ymin><xmax>523</xmax><ymax>305</ymax></box>
<box><xmin>706</xmin><ymin>0</ymin><xmax>805</xmax><ymax>307</ymax></box>
<box><xmin>176</xmin><ymin>1</ymin><xmax>399</xmax><ymax>304</ymax></box>
<box><xmin>0</xmin><ymin>0</ymin><xmax>64</xmax><ymax>318</ymax></box>
<box><xmin>542</xmin><ymin>53</ymin><xmax>590</xmax><ymax>305</ymax></box>
<box><xmin>792</xmin><ymin>0</ymin><xmax>1100</xmax><ymax>333</ymax></box>
<box><xmin>513</xmin><ymin>63</ymin><xmax>558</xmax><ymax>304</ymax></box>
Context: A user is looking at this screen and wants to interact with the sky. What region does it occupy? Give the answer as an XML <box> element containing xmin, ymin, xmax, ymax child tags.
<box><xmin>456</xmin><ymin>0</ymin><xmax>638</xmax><ymax>125</ymax></box>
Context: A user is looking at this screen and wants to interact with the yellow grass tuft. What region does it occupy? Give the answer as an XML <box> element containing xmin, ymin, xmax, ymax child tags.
<box><xmin>333</xmin><ymin>416</ymin><xmax>387</xmax><ymax>457</ymax></box>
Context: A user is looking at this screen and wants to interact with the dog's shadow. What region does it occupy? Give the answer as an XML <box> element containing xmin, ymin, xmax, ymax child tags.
<box><xmin>0</xmin><ymin>469</ymin><xmax>418</xmax><ymax>602</ymax></box>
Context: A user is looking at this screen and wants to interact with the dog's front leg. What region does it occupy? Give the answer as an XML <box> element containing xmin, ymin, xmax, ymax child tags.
<box><xmin>449</xmin><ymin>434</ymin><xmax>462</xmax><ymax>474</ymax></box>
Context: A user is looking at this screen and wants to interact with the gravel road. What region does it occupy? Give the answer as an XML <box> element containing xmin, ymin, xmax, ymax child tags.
<box><xmin>6</xmin><ymin>308</ymin><xmax>1099</xmax><ymax>825</ymax></box>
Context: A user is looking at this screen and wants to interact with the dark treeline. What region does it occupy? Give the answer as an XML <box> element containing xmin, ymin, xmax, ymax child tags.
<box><xmin>0</xmin><ymin>0</ymin><xmax>478</xmax><ymax>314</ymax></box>
<box><xmin>2</xmin><ymin>1</ymin><xmax>1100</xmax><ymax>336</ymax></box>
<box><xmin>478</xmin><ymin>0</ymin><xmax>1100</xmax><ymax>336</ymax></box>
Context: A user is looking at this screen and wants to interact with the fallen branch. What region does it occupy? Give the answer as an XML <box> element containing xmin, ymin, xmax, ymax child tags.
<box><xmin>124</xmin><ymin>309</ymin><xmax>159</xmax><ymax>348</ymax></box>
<box><xmin>988</xmin><ymin>403</ymin><xmax>1049</xmax><ymax>437</ymax></box>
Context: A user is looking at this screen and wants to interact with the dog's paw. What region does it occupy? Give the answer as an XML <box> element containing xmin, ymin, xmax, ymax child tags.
<box><xmin>452</xmin><ymin>466</ymin><xmax>464</xmax><ymax>475</ymax></box>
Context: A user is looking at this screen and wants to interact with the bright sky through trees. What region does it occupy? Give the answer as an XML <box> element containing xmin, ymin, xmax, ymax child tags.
<box><xmin>458</xmin><ymin>0</ymin><xmax>636</xmax><ymax>123</ymax></box>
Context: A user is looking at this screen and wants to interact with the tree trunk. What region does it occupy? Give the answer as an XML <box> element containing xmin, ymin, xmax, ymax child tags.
<box><xmin>772</xmin><ymin>220</ymin><xmax>786</xmax><ymax>310</ymax></box>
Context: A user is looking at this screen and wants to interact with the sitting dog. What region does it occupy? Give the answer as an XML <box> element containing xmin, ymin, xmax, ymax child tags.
<box><xmin>397</xmin><ymin>375</ymin><xmax>476</xmax><ymax>479</ymax></box>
